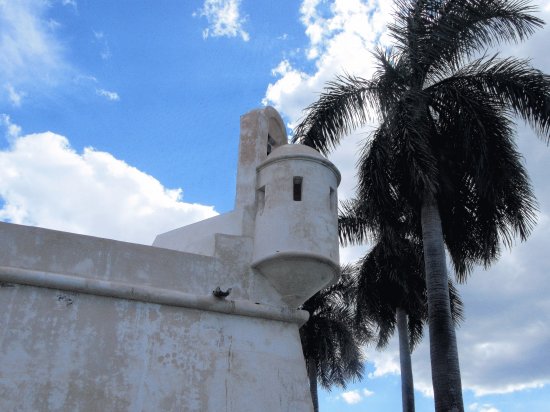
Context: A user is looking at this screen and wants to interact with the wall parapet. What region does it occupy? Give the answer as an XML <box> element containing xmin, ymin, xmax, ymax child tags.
<box><xmin>0</xmin><ymin>265</ymin><xmax>309</xmax><ymax>325</ymax></box>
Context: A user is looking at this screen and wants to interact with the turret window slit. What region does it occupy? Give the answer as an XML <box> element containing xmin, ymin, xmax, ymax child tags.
<box><xmin>293</xmin><ymin>177</ymin><xmax>303</xmax><ymax>201</ymax></box>
<box><xmin>257</xmin><ymin>186</ymin><xmax>266</xmax><ymax>214</ymax></box>
<box><xmin>267</xmin><ymin>135</ymin><xmax>276</xmax><ymax>156</ymax></box>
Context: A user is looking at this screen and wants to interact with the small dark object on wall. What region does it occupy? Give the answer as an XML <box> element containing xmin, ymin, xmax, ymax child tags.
<box><xmin>213</xmin><ymin>287</ymin><xmax>232</xmax><ymax>298</ymax></box>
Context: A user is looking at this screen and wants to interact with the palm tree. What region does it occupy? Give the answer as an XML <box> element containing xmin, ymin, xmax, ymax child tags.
<box><xmin>354</xmin><ymin>233</ymin><xmax>463</xmax><ymax>412</ymax></box>
<box><xmin>294</xmin><ymin>1</ymin><xmax>550</xmax><ymax>410</ymax></box>
<box><xmin>299</xmin><ymin>265</ymin><xmax>368</xmax><ymax>412</ymax></box>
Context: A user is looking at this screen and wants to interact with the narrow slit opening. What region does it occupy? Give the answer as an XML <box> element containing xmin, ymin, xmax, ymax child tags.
<box><xmin>257</xmin><ymin>186</ymin><xmax>266</xmax><ymax>213</ymax></box>
<box><xmin>329</xmin><ymin>187</ymin><xmax>336</xmax><ymax>211</ymax></box>
<box><xmin>267</xmin><ymin>135</ymin><xmax>276</xmax><ymax>156</ymax></box>
<box><xmin>293</xmin><ymin>177</ymin><xmax>303</xmax><ymax>201</ymax></box>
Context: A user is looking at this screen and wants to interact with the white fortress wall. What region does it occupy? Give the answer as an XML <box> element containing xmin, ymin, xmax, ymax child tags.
<box><xmin>0</xmin><ymin>107</ymin><xmax>340</xmax><ymax>411</ymax></box>
<box><xmin>0</xmin><ymin>222</ymin><xmax>311</xmax><ymax>411</ymax></box>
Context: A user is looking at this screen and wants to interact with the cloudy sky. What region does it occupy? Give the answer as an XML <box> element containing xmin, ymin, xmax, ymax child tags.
<box><xmin>1</xmin><ymin>1</ymin><xmax>549</xmax><ymax>411</ymax></box>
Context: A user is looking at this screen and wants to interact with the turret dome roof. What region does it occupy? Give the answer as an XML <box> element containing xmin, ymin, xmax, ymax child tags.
<box><xmin>258</xmin><ymin>143</ymin><xmax>341</xmax><ymax>184</ymax></box>
<box><xmin>267</xmin><ymin>143</ymin><xmax>324</xmax><ymax>161</ymax></box>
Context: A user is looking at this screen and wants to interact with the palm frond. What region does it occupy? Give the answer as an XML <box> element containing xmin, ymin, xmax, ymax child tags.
<box><xmin>356</xmin><ymin>123</ymin><xmax>417</xmax><ymax>232</ymax></box>
<box><xmin>300</xmin><ymin>266</ymin><xmax>368</xmax><ymax>391</ymax></box>
<box><xmin>293</xmin><ymin>75</ymin><xmax>381</xmax><ymax>154</ymax></box>
<box><xmin>425</xmin><ymin>0</ymin><xmax>544</xmax><ymax>78</ymax></box>
<box><xmin>428</xmin><ymin>56</ymin><xmax>550</xmax><ymax>140</ymax></box>
<box><xmin>407</xmin><ymin>310</ymin><xmax>426</xmax><ymax>349</ymax></box>
<box><xmin>353</xmin><ymin>232</ymin><xmax>463</xmax><ymax>351</ymax></box>
<box><xmin>428</xmin><ymin>71</ymin><xmax>538</xmax><ymax>278</ymax></box>
<box><xmin>448</xmin><ymin>279</ymin><xmax>464</xmax><ymax>325</ymax></box>
<box><xmin>338</xmin><ymin>199</ymin><xmax>373</xmax><ymax>247</ymax></box>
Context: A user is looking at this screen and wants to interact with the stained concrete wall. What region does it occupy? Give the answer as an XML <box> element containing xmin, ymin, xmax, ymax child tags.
<box><xmin>0</xmin><ymin>222</ymin><xmax>312</xmax><ymax>412</ymax></box>
<box><xmin>0</xmin><ymin>285</ymin><xmax>311</xmax><ymax>412</ymax></box>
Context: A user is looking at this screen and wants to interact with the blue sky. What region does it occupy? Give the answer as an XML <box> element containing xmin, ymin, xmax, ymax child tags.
<box><xmin>1</xmin><ymin>1</ymin><xmax>550</xmax><ymax>411</ymax></box>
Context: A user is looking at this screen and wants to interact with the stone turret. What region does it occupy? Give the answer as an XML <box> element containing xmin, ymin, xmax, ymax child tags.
<box><xmin>153</xmin><ymin>106</ymin><xmax>341</xmax><ymax>308</ymax></box>
<box><xmin>252</xmin><ymin>143</ymin><xmax>341</xmax><ymax>307</ymax></box>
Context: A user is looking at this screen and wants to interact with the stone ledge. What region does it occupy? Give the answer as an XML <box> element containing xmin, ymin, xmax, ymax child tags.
<box><xmin>0</xmin><ymin>265</ymin><xmax>309</xmax><ymax>325</ymax></box>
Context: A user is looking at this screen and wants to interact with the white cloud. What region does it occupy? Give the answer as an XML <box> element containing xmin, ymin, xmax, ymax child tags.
<box><xmin>0</xmin><ymin>1</ymin><xmax>69</xmax><ymax>95</ymax></box>
<box><xmin>263</xmin><ymin>0</ymin><xmax>393</xmax><ymax>202</ymax></box>
<box><xmin>366</xmin><ymin>347</ymin><xmax>400</xmax><ymax>378</ymax></box>
<box><xmin>268</xmin><ymin>0</ymin><xmax>550</xmax><ymax>401</ymax></box>
<box><xmin>0</xmin><ymin>1</ymin><xmax>109</xmax><ymax>103</ymax></box>
<box><xmin>341</xmin><ymin>389</ymin><xmax>363</xmax><ymax>404</ymax></box>
<box><xmin>74</xmin><ymin>74</ymin><xmax>98</xmax><ymax>84</ymax></box>
<box><xmin>337</xmin><ymin>387</ymin><xmax>374</xmax><ymax>404</ymax></box>
<box><xmin>96</xmin><ymin>88</ymin><xmax>120</xmax><ymax>101</ymax></box>
<box><xmin>93</xmin><ymin>30</ymin><xmax>111</xmax><ymax>60</ymax></box>
<box><xmin>62</xmin><ymin>0</ymin><xmax>77</xmax><ymax>8</ymax></box>
<box><xmin>0</xmin><ymin>114</ymin><xmax>22</xmax><ymax>142</ymax></box>
<box><xmin>5</xmin><ymin>83</ymin><xmax>25</xmax><ymax>106</ymax></box>
<box><xmin>264</xmin><ymin>0</ymin><xmax>393</xmax><ymax>124</ymax></box>
<box><xmin>0</xmin><ymin>132</ymin><xmax>218</xmax><ymax>245</ymax></box>
<box><xmin>469</xmin><ymin>403</ymin><xmax>500</xmax><ymax>412</ymax></box>
<box><xmin>362</xmin><ymin>388</ymin><xmax>374</xmax><ymax>397</ymax></box>
<box><xmin>195</xmin><ymin>0</ymin><xmax>249</xmax><ymax>41</ymax></box>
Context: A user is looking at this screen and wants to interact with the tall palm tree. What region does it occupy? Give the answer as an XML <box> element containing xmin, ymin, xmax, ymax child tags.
<box><xmin>354</xmin><ymin>233</ymin><xmax>463</xmax><ymax>412</ymax></box>
<box><xmin>299</xmin><ymin>265</ymin><xmax>368</xmax><ymax>412</ymax></box>
<box><xmin>294</xmin><ymin>1</ymin><xmax>550</xmax><ymax>410</ymax></box>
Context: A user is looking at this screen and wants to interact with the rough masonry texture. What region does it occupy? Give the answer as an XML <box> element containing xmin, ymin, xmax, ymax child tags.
<box><xmin>0</xmin><ymin>107</ymin><xmax>341</xmax><ymax>412</ymax></box>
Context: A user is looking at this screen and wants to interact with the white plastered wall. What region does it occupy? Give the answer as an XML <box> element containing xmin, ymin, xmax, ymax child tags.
<box><xmin>0</xmin><ymin>106</ymin><xmax>340</xmax><ymax>412</ymax></box>
<box><xmin>0</xmin><ymin>221</ymin><xmax>312</xmax><ymax>412</ymax></box>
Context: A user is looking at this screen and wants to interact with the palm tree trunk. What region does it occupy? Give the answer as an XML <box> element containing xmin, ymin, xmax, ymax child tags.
<box><xmin>420</xmin><ymin>199</ymin><xmax>464</xmax><ymax>412</ymax></box>
<box><xmin>308</xmin><ymin>361</ymin><xmax>319</xmax><ymax>412</ymax></box>
<box><xmin>396</xmin><ymin>307</ymin><xmax>415</xmax><ymax>412</ymax></box>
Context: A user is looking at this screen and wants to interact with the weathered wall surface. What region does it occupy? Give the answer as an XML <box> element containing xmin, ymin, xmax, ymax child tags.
<box><xmin>0</xmin><ymin>284</ymin><xmax>311</xmax><ymax>411</ymax></box>
<box><xmin>0</xmin><ymin>107</ymin><xmax>339</xmax><ymax>411</ymax></box>
<box><xmin>0</xmin><ymin>222</ymin><xmax>313</xmax><ymax>411</ymax></box>
<box><xmin>0</xmin><ymin>222</ymin><xmax>283</xmax><ymax>306</ymax></box>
